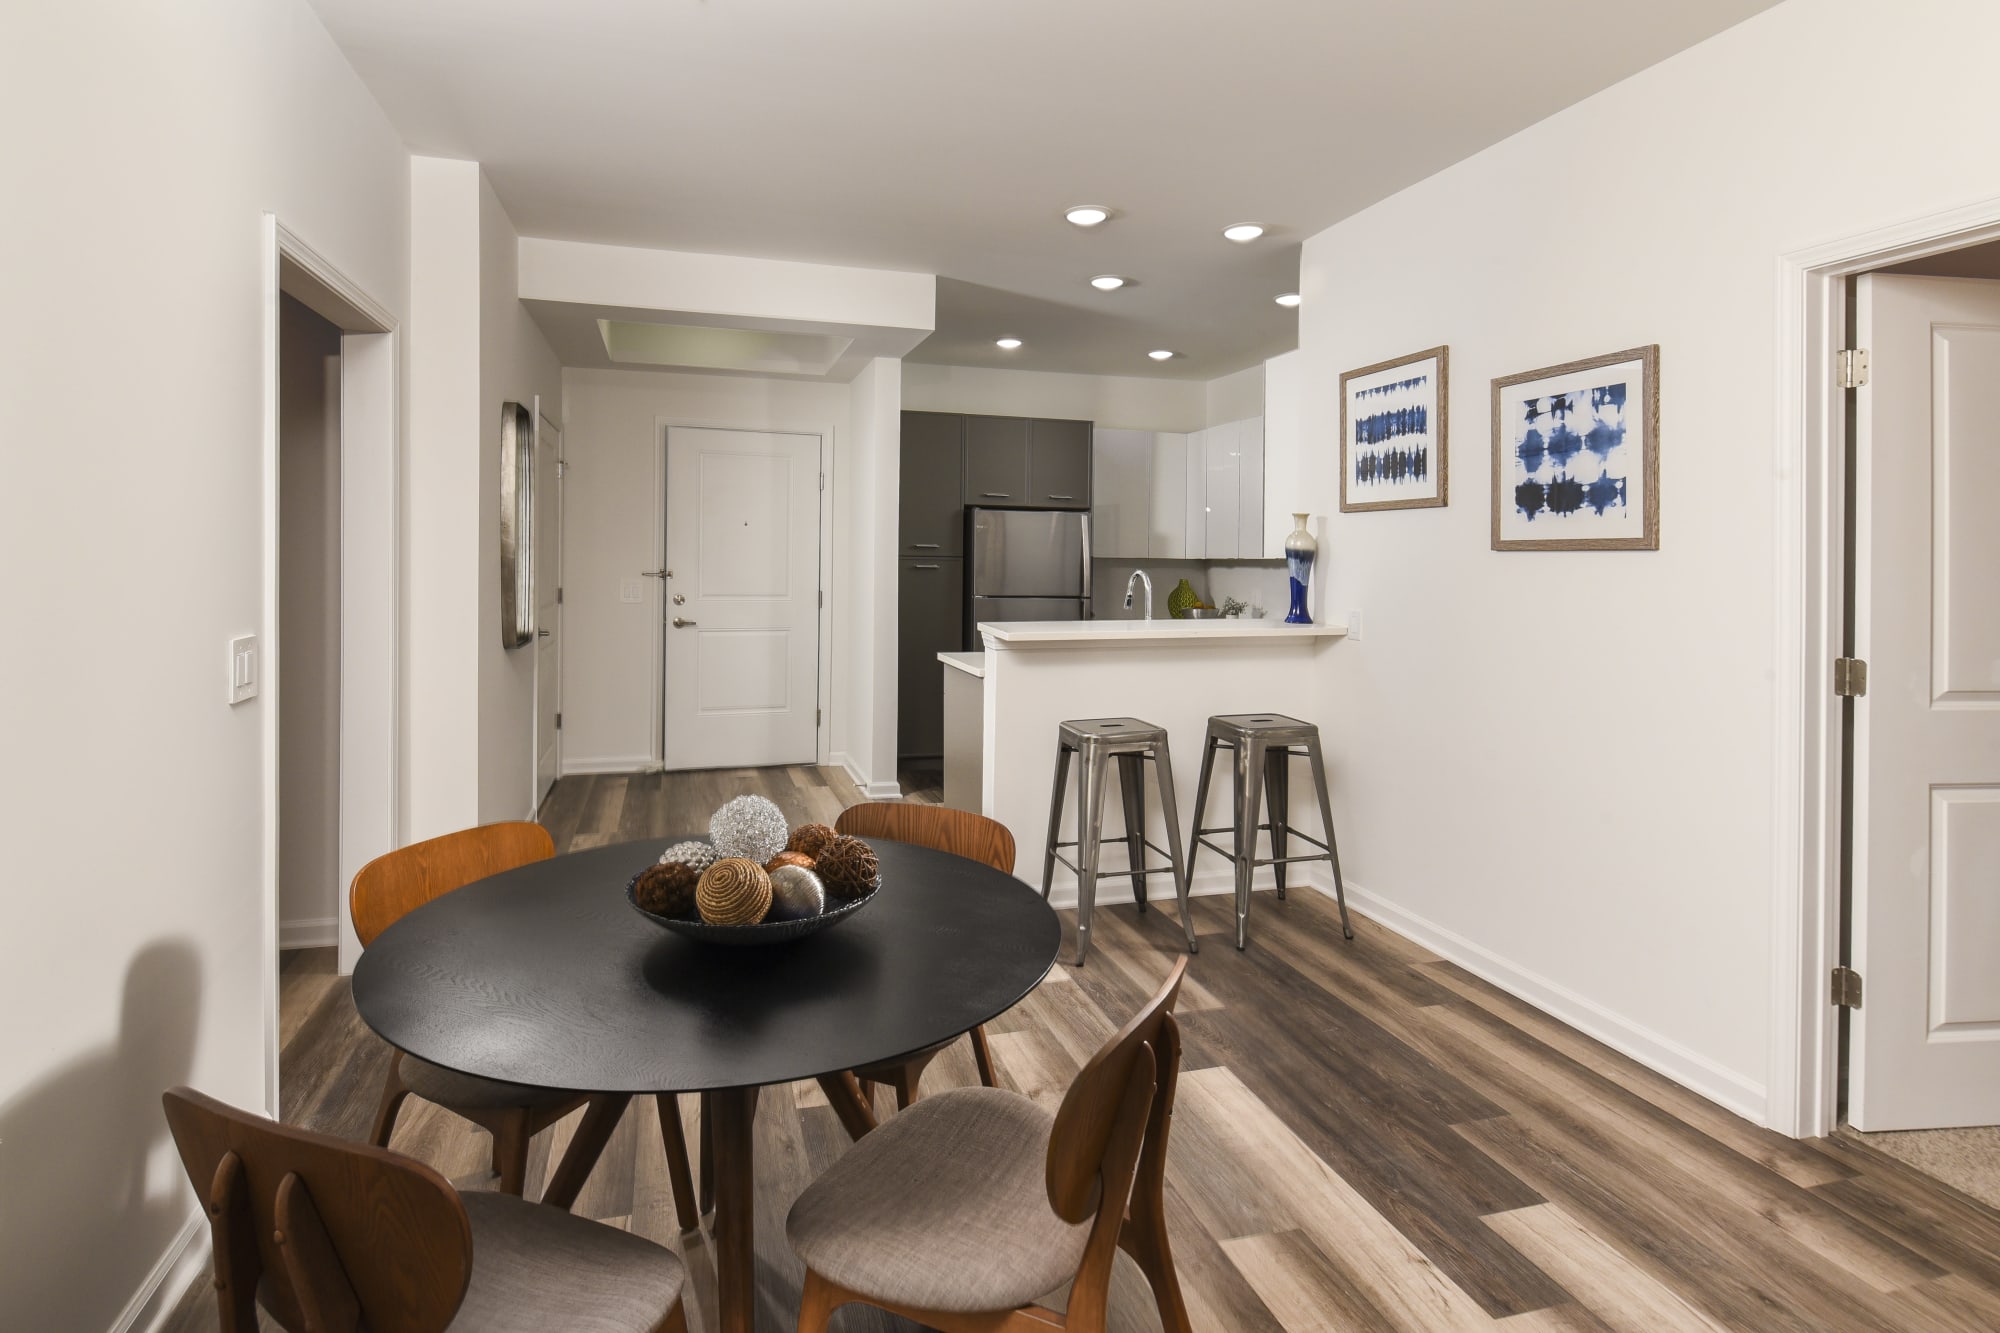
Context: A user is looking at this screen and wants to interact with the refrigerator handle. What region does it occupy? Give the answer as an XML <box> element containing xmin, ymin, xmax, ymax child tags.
<box><xmin>1079</xmin><ymin>512</ymin><xmax>1092</xmax><ymax>620</ymax></box>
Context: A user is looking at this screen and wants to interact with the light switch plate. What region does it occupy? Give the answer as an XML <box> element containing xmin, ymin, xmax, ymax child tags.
<box><xmin>228</xmin><ymin>634</ymin><xmax>259</xmax><ymax>704</ymax></box>
<box><xmin>619</xmin><ymin>577</ymin><xmax>644</xmax><ymax>604</ymax></box>
<box><xmin>1345</xmin><ymin>610</ymin><xmax>1363</xmax><ymax>642</ymax></box>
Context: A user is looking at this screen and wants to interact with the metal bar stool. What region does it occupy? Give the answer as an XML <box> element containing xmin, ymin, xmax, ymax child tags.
<box><xmin>1041</xmin><ymin>717</ymin><xmax>1199</xmax><ymax>965</ymax></box>
<box><xmin>1187</xmin><ymin>713</ymin><xmax>1354</xmax><ymax>950</ymax></box>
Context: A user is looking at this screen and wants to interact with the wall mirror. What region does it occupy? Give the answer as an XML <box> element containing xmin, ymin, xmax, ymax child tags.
<box><xmin>499</xmin><ymin>400</ymin><xmax>535</xmax><ymax>648</ymax></box>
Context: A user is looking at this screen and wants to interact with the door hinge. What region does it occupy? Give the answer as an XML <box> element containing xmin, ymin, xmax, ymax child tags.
<box><xmin>816</xmin><ymin>707</ymin><xmax>822</xmax><ymax>725</ymax></box>
<box><xmin>556</xmin><ymin>586</ymin><xmax>564</xmax><ymax>605</ymax></box>
<box><xmin>1834</xmin><ymin>657</ymin><xmax>1868</xmax><ymax>697</ymax></box>
<box><xmin>1831</xmin><ymin>965</ymin><xmax>1863</xmax><ymax>1009</ymax></box>
<box><xmin>818</xmin><ymin>590</ymin><xmax>824</xmax><ymax>609</ymax></box>
<box><xmin>554</xmin><ymin>712</ymin><xmax>562</xmax><ymax>730</ymax></box>
<box><xmin>556</xmin><ymin>459</ymin><xmax>568</xmax><ymax>478</ymax></box>
<box><xmin>819</xmin><ymin>472</ymin><xmax>827</xmax><ymax>492</ymax></box>
<box><xmin>1837</xmin><ymin>348</ymin><xmax>1869</xmax><ymax>389</ymax></box>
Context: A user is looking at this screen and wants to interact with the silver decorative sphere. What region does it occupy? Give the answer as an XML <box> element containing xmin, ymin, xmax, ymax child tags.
<box><xmin>708</xmin><ymin>795</ymin><xmax>789</xmax><ymax>864</ymax></box>
<box><xmin>659</xmin><ymin>840</ymin><xmax>719</xmax><ymax>873</ymax></box>
<box><xmin>766</xmin><ymin>865</ymin><xmax>826</xmax><ymax>921</ymax></box>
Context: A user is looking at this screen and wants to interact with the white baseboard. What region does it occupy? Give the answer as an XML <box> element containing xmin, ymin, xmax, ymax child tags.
<box><xmin>111</xmin><ymin>1210</ymin><xmax>206</xmax><ymax>1333</ymax></box>
<box><xmin>1301</xmin><ymin>871</ymin><xmax>1769</xmax><ymax>1124</ymax></box>
<box><xmin>278</xmin><ymin>915</ymin><xmax>337</xmax><ymax>949</ymax></box>
<box><xmin>560</xmin><ymin>754</ymin><xmax>656</xmax><ymax>776</ymax></box>
<box><xmin>832</xmin><ymin>752</ymin><xmax>903</xmax><ymax>801</ymax></box>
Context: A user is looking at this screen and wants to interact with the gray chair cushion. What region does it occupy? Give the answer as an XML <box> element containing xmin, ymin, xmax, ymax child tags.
<box><xmin>786</xmin><ymin>1086</ymin><xmax>1092</xmax><ymax>1313</ymax></box>
<box><xmin>454</xmin><ymin>1191</ymin><xmax>685</xmax><ymax>1332</ymax></box>
<box><xmin>402</xmin><ymin>1054</ymin><xmax>581</xmax><ymax>1113</ymax></box>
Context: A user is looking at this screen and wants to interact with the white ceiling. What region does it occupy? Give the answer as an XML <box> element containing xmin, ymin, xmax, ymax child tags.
<box><xmin>309</xmin><ymin>0</ymin><xmax>1779</xmax><ymax>379</ymax></box>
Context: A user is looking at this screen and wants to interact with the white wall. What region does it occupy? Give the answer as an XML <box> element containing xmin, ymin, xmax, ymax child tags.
<box><xmin>1204</xmin><ymin>362</ymin><xmax>1265</xmax><ymax>428</ymax></box>
<box><xmin>1296</xmin><ymin>0</ymin><xmax>2000</xmax><ymax>1124</ymax></box>
<box><xmin>0</xmin><ymin>2</ymin><xmax>409</xmax><ymax>1328</ymax></box>
<box><xmin>902</xmin><ymin>362</ymin><xmax>1205</xmax><ymax>431</ymax></box>
<box><xmin>838</xmin><ymin>358</ymin><xmax>903</xmax><ymax>796</ymax></box>
<box><xmin>559</xmin><ymin>367</ymin><xmax>851</xmax><ymax>772</ymax></box>
<box><xmin>278</xmin><ymin>295</ymin><xmax>344</xmax><ymax>947</ymax></box>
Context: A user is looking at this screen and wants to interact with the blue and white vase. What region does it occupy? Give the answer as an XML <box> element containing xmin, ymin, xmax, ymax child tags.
<box><xmin>1283</xmin><ymin>513</ymin><xmax>1316</xmax><ymax>625</ymax></box>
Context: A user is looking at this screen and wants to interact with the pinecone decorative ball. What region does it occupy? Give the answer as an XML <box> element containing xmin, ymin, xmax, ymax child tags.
<box><xmin>633</xmin><ymin>862</ymin><xmax>699</xmax><ymax>919</ymax></box>
<box><xmin>815</xmin><ymin>835</ymin><xmax>880</xmax><ymax>902</ymax></box>
<box><xmin>766</xmin><ymin>850</ymin><xmax>815</xmax><ymax>873</ymax></box>
<box><xmin>696</xmin><ymin>858</ymin><xmax>773</xmax><ymax>926</ymax></box>
<box><xmin>766</xmin><ymin>865</ymin><xmax>826</xmax><ymax>921</ymax></box>
<box><xmin>786</xmin><ymin>822</ymin><xmax>839</xmax><ymax>860</ymax></box>
<box><xmin>658</xmin><ymin>840</ymin><xmax>719</xmax><ymax>874</ymax></box>
<box><xmin>709</xmin><ymin>796</ymin><xmax>789</xmax><ymax>864</ymax></box>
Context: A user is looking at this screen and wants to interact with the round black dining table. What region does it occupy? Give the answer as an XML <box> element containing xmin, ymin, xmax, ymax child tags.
<box><xmin>352</xmin><ymin>834</ymin><xmax>1061</xmax><ymax>1333</ymax></box>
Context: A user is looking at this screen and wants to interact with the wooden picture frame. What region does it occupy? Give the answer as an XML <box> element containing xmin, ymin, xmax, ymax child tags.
<box><xmin>1491</xmin><ymin>345</ymin><xmax>1659</xmax><ymax>551</ymax></box>
<box><xmin>1340</xmin><ymin>345</ymin><xmax>1448</xmax><ymax>512</ymax></box>
<box><xmin>498</xmin><ymin>400</ymin><xmax>536</xmax><ymax>647</ymax></box>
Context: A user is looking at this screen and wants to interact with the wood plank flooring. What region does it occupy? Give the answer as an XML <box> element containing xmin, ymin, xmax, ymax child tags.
<box><xmin>166</xmin><ymin>766</ymin><xmax>2000</xmax><ymax>1332</ymax></box>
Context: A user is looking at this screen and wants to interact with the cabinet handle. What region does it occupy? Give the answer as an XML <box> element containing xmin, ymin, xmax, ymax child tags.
<box><xmin>910</xmin><ymin>543</ymin><xmax>941</xmax><ymax>549</ymax></box>
<box><xmin>912</xmin><ymin>563</ymin><xmax>941</xmax><ymax>570</ymax></box>
<box><xmin>981</xmin><ymin>492</ymin><xmax>1011</xmax><ymax>498</ymax></box>
<box><xmin>1047</xmin><ymin>494</ymin><xmax>1075</xmax><ymax>500</ymax></box>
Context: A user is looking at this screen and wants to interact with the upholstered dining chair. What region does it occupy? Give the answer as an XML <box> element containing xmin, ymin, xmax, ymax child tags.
<box><xmin>832</xmin><ymin>802</ymin><xmax>1014</xmax><ymax>1109</ymax></box>
<box><xmin>162</xmin><ymin>1086</ymin><xmax>689</xmax><ymax>1333</ymax></box>
<box><xmin>352</xmin><ymin>822</ymin><xmax>699</xmax><ymax>1225</ymax></box>
<box><xmin>786</xmin><ymin>956</ymin><xmax>1193</xmax><ymax>1333</ymax></box>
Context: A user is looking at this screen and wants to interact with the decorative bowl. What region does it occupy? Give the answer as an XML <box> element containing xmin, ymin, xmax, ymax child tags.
<box><xmin>1183</xmin><ymin>607</ymin><xmax>1225</xmax><ymax>619</ymax></box>
<box><xmin>626</xmin><ymin>870</ymin><xmax>880</xmax><ymax>946</ymax></box>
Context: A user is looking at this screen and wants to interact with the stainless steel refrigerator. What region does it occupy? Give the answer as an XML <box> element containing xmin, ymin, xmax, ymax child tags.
<box><xmin>966</xmin><ymin>508</ymin><xmax>1092</xmax><ymax>647</ymax></box>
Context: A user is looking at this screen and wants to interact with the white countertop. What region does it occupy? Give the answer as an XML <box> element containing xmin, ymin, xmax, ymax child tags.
<box><xmin>979</xmin><ymin>618</ymin><xmax>1346</xmax><ymax>648</ymax></box>
<box><xmin>938</xmin><ymin>650</ymin><xmax>987</xmax><ymax>679</ymax></box>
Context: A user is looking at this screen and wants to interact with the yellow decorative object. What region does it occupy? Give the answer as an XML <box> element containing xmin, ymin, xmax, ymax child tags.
<box><xmin>696</xmin><ymin>858</ymin><xmax>773</xmax><ymax>926</ymax></box>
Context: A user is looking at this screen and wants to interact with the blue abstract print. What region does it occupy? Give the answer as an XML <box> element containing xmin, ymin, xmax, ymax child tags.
<box><xmin>1349</xmin><ymin>369</ymin><xmax>1436</xmax><ymax>495</ymax></box>
<box><xmin>1511</xmin><ymin>381</ymin><xmax>1629</xmax><ymax>524</ymax></box>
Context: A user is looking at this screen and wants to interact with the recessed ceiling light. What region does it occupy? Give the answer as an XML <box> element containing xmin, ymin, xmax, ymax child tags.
<box><xmin>1147</xmin><ymin>349</ymin><xmax>1175</xmax><ymax>361</ymax></box>
<box><xmin>995</xmin><ymin>337</ymin><xmax>1023</xmax><ymax>350</ymax></box>
<box><xmin>1064</xmin><ymin>205</ymin><xmax>1112</xmax><ymax>227</ymax></box>
<box><xmin>1222</xmin><ymin>223</ymin><xmax>1266</xmax><ymax>243</ymax></box>
<box><xmin>1275</xmin><ymin>292</ymin><xmax>1302</xmax><ymax>307</ymax></box>
<box><xmin>1089</xmin><ymin>275</ymin><xmax>1129</xmax><ymax>291</ymax></box>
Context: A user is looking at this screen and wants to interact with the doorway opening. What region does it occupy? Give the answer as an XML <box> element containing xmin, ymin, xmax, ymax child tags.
<box><xmin>262</xmin><ymin>221</ymin><xmax>399</xmax><ymax>1118</ymax></box>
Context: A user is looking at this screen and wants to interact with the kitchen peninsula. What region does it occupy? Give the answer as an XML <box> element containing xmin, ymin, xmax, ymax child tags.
<box><xmin>947</xmin><ymin>618</ymin><xmax>1346</xmax><ymax>908</ymax></box>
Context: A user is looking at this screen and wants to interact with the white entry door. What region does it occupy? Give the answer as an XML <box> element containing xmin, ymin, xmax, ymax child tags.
<box><xmin>1850</xmin><ymin>273</ymin><xmax>2000</xmax><ymax>1130</ymax></box>
<box><xmin>533</xmin><ymin>409</ymin><xmax>563</xmax><ymax>808</ymax></box>
<box><xmin>662</xmin><ymin>427</ymin><xmax>821</xmax><ymax>770</ymax></box>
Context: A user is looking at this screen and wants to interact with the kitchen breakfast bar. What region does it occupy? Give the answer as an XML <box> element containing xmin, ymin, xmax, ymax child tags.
<box><xmin>942</xmin><ymin>618</ymin><xmax>1347</xmax><ymax>908</ymax></box>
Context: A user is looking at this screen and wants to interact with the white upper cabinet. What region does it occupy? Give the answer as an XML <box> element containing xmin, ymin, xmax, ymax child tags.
<box><xmin>1090</xmin><ymin>417</ymin><xmax>1264</xmax><ymax>560</ymax></box>
<box><xmin>1151</xmin><ymin>432</ymin><xmax>1189</xmax><ymax>558</ymax></box>
<box><xmin>1261</xmin><ymin>350</ymin><xmax>1302</xmax><ymax>558</ymax></box>
<box><xmin>1090</xmin><ymin>428</ymin><xmax>1153</xmax><ymax>559</ymax></box>
<box><xmin>1237</xmin><ymin>415</ymin><xmax>1265</xmax><ymax>557</ymax></box>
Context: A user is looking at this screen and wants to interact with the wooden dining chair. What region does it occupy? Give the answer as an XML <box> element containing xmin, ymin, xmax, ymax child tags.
<box><xmin>786</xmin><ymin>956</ymin><xmax>1192</xmax><ymax>1333</ymax></box>
<box><xmin>162</xmin><ymin>1086</ymin><xmax>689</xmax><ymax>1333</ymax></box>
<box><xmin>833</xmin><ymin>803</ymin><xmax>1013</xmax><ymax>1109</ymax></box>
<box><xmin>352</xmin><ymin>821</ymin><xmax>699</xmax><ymax>1226</ymax></box>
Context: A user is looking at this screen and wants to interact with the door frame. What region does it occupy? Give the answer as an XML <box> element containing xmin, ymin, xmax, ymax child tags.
<box><xmin>652</xmin><ymin>417</ymin><xmax>834</xmax><ymax>769</ymax></box>
<box><xmin>1772</xmin><ymin>194</ymin><xmax>2000</xmax><ymax>1138</ymax></box>
<box><xmin>530</xmin><ymin>395</ymin><xmax>562</xmax><ymax>813</ymax></box>
<box><xmin>260</xmin><ymin>216</ymin><xmax>400</xmax><ymax>1116</ymax></box>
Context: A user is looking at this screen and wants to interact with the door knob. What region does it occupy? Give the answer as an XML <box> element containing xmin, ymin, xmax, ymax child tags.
<box><xmin>672</xmin><ymin>617</ymin><xmax>697</xmax><ymax>628</ymax></box>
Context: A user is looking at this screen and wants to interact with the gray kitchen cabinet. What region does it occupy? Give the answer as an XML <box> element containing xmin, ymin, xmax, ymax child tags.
<box><xmin>899</xmin><ymin>411</ymin><xmax>964</xmax><ymax>555</ymax></box>
<box><xmin>897</xmin><ymin>556</ymin><xmax>963</xmax><ymax>759</ymax></box>
<box><xmin>963</xmin><ymin>415</ymin><xmax>1031</xmax><ymax>505</ymax></box>
<box><xmin>1028</xmin><ymin>418</ymin><xmax>1091</xmax><ymax>508</ymax></box>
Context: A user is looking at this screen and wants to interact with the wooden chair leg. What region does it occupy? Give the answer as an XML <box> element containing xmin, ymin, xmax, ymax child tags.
<box><xmin>796</xmin><ymin>1269</ymin><xmax>844</xmax><ymax>1333</ymax></box>
<box><xmin>969</xmin><ymin>1024</ymin><xmax>998</xmax><ymax>1089</ymax></box>
<box><xmin>894</xmin><ymin>1074</ymin><xmax>917</xmax><ymax>1112</ymax></box>
<box><xmin>491</xmin><ymin>1111</ymin><xmax>530</xmax><ymax>1196</ymax></box>
<box><xmin>541</xmin><ymin>1094</ymin><xmax>630</xmax><ymax>1212</ymax></box>
<box><xmin>698</xmin><ymin>1091</ymin><xmax>715</xmax><ymax>1216</ymax></box>
<box><xmin>368</xmin><ymin>1053</ymin><xmax>411</xmax><ymax>1149</ymax></box>
<box><xmin>655</xmin><ymin>1299</ymin><xmax>689</xmax><ymax>1333</ymax></box>
<box><xmin>656</xmin><ymin>1093</ymin><xmax>700</xmax><ymax>1231</ymax></box>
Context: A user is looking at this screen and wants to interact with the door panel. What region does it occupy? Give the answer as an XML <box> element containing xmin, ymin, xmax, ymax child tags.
<box><xmin>663</xmin><ymin>427</ymin><xmax>820</xmax><ymax>770</ymax></box>
<box><xmin>533</xmin><ymin>412</ymin><xmax>562</xmax><ymax>808</ymax></box>
<box><xmin>964</xmin><ymin>416</ymin><xmax>1030</xmax><ymax>504</ymax></box>
<box><xmin>898</xmin><ymin>557</ymin><xmax>962</xmax><ymax>758</ymax></box>
<box><xmin>1850</xmin><ymin>273</ymin><xmax>2000</xmax><ymax>1129</ymax></box>
<box><xmin>970</xmin><ymin>509</ymin><xmax>1086</xmax><ymax>597</ymax></box>
<box><xmin>900</xmin><ymin>411</ymin><xmax>964</xmax><ymax>555</ymax></box>
<box><xmin>1028</xmin><ymin>418</ymin><xmax>1091</xmax><ymax>508</ymax></box>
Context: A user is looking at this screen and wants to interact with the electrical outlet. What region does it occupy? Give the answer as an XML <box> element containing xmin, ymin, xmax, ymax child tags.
<box><xmin>1345</xmin><ymin>610</ymin><xmax>1363</xmax><ymax>642</ymax></box>
<box><xmin>228</xmin><ymin>634</ymin><xmax>259</xmax><ymax>704</ymax></box>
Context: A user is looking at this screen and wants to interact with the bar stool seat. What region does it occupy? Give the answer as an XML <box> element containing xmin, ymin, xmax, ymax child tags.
<box><xmin>1188</xmin><ymin>712</ymin><xmax>1354</xmax><ymax>950</ymax></box>
<box><xmin>1041</xmin><ymin>717</ymin><xmax>1198</xmax><ymax>965</ymax></box>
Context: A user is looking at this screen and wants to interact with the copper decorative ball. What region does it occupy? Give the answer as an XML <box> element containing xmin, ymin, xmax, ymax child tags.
<box><xmin>766</xmin><ymin>850</ymin><xmax>814</xmax><ymax>873</ymax></box>
<box><xmin>632</xmin><ymin>862</ymin><xmax>699</xmax><ymax>918</ymax></box>
<box><xmin>786</xmin><ymin>822</ymin><xmax>838</xmax><ymax>860</ymax></box>
<box><xmin>696</xmin><ymin>858</ymin><xmax>773</xmax><ymax>926</ymax></box>
<box><xmin>814</xmin><ymin>834</ymin><xmax>879</xmax><ymax>902</ymax></box>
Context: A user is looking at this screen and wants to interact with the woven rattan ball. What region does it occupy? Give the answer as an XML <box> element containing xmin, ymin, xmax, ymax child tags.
<box><xmin>709</xmin><ymin>795</ymin><xmax>789</xmax><ymax>864</ymax></box>
<box><xmin>696</xmin><ymin>858</ymin><xmax>773</xmax><ymax>926</ymax></box>
<box><xmin>815</xmin><ymin>834</ymin><xmax>879</xmax><ymax>902</ymax></box>
<box><xmin>766</xmin><ymin>865</ymin><xmax>826</xmax><ymax>922</ymax></box>
<box><xmin>766</xmin><ymin>850</ymin><xmax>815</xmax><ymax>873</ymax></box>
<box><xmin>632</xmin><ymin>861</ymin><xmax>699</xmax><ymax>919</ymax></box>
<box><xmin>786</xmin><ymin>822</ymin><xmax>839</xmax><ymax>860</ymax></box>
<box><xmin>658</xmin><ymin>840</ymin><xmax>719</xmax><ymax>874</ymax></box>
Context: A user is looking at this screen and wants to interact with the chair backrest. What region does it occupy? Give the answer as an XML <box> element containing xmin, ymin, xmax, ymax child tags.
<box><xmin>162</xmin><ymin>1086</ymin><xmax>472</xmax><ymax>1333</ymax></box>
<box><xmin>1045</xmin><ymin>955</ymin><xmax>1187</xmax><ymax>1222</ymax></box>
<box><xmin>350</xmin><ymin>821</ymin><xmax>554</xmax><ymax>947</ymax></box>
<box><xmin>834</xmin><ymin>801</ymin><xmax>1016</xmax><ymax>874</ymax></box>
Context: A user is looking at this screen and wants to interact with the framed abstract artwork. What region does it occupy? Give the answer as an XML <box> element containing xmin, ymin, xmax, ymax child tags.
<box><xmin>498</xmin><ymin>400</ymin><xmax>536</xmax><ymax>647</ymax></box>
<box><xmin>1491</xmin><ymin>345</ymin><xmax>1659</xmax><ymax>551</ymax></box>
<box><xmin>1340</xmin><ymin>345</ymin><xmax>1447</xmax><ymax>512</ymax></box>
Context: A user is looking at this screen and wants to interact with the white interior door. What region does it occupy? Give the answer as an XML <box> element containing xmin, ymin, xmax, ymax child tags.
<box><xmin>533</xmin><ymin>410</ymin><xmax>563</xmax><ymax>809</ymax></box>
<box><xmin>1850</xmin><ymin>273</ymin><xmax>2000</xmax><ymax>1130</ymax></box>
<box><xmin>662</xmin><ymin>427</ymin><xmax>820</xmax><ymax>770</ymax></box>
